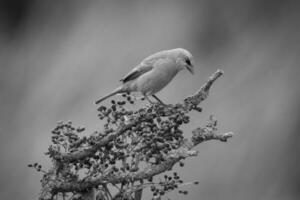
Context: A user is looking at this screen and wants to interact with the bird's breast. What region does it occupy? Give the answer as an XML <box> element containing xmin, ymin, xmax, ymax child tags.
<box><xmin>133</xmin><ymin>65</ymin><xmax>178</xmax><ymax>95</ymax></box>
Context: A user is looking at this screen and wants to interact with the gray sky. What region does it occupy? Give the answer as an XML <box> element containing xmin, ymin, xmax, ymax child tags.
<box><xmin>0</xmin><ymin>1</ymin><xmax>299</xmax><ymax>199</ymax></box>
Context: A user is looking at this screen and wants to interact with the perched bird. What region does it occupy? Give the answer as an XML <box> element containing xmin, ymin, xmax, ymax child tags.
<box><xmin>95</xmin><ymin>48</ymin><xmax>195</xmax><ymax>104</ymax></box>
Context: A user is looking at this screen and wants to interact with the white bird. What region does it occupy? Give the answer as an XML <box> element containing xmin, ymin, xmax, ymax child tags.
<box><xmin>95</xmin><ymin>48</ymin><xmax>195</xmax><ymax>104</ymax></box>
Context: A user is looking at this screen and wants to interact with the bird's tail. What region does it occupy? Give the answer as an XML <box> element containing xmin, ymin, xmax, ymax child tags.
<box><xmin>95</xmin><ymin>86</ymin><xmax>125</xmax><ymax>104</ymax></box>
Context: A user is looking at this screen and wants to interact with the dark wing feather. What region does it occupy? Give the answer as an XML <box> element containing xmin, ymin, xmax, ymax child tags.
<box><xmin>120</xmin><ymin>64</ymin><xmax>153</xmax><ymax>83</ymax></box>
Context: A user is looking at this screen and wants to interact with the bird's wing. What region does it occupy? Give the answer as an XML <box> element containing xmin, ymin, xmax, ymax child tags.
<box><xmin>120</xmin><ymin>64</ymin><xmax>153</xmax><ymax>83</ymax></box>
<box><xmin>120</xmin><ymin>50</ymin><xmax>169</xmax><ymax>83</ymax></box>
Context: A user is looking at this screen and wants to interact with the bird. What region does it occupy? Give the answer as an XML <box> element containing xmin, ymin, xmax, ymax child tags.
<box><xmin>95</xmin><ymin>48</ymin><xmax>195</xmax><ymax>105</ymax></box>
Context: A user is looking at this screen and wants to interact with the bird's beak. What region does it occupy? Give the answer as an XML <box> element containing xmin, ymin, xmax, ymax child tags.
<box><xmin>186</xmin><ymin>65</ymin><xmax>194</xmax><ymax>74</ymax></box>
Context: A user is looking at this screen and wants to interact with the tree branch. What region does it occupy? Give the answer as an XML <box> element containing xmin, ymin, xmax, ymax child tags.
<box><xmin>184</xmin><ymin>69</ymin><xmax>224</xmax><ymax>106</ymax></box>
<box><xmin>51</xmin><ymin>121</ymin><xmax>233</xmax><ymax>194</ymax></box>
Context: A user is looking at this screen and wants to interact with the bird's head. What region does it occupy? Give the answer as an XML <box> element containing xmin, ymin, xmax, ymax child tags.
<box><xmin>170</xmin><ymin>48</ymin><xmax>195</xmax><ymax>74</ymax></box>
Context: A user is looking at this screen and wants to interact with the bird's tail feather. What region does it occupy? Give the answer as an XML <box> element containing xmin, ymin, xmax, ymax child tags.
<box><xmin>95</xmin><ymin>86</ymin><xmax>124</xmax><ymax>104</ymax></box>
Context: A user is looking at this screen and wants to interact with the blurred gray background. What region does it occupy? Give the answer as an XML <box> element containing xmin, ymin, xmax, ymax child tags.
<box><xmin>0</xmin><ymin>0</ymin><xmax>299</xmax><ymax>199</ymax></box>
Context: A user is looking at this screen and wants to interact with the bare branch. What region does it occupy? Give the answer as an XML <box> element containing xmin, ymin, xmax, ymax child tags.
<box><xmin>184</xmin><ymin>69</ymin><xmax>224</xmax><ymax>106</ymax></box>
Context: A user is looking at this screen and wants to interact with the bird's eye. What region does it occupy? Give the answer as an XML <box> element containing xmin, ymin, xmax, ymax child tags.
<box><xmin>185</xmin><ymin>58</ymin><xmax>191</xmax><ymax>65</ymax></box>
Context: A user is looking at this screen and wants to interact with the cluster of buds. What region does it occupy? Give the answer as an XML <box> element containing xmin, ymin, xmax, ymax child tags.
<box><xmin>150</xmin><ymin>172</ymin><xmax>182</xmax><ymax>197</ymax></box>
<box><xmin>36</xmin><ymin>94</ymin><xmax>197</xmax><ymax>199</ymax></box>
<box><xmin>28</xmin><ymin>162</ymin><xmax>43</xmax><ymax>172</ymax></box>
<box><xmin>93</xmin><ymin>95</ymin><xmax>193</xmax><ymax>176</ymax></box>
<box><xmin>149</xmin><ymin>172</ymin><xmax>200</xmax><ymax>199</ymax></box>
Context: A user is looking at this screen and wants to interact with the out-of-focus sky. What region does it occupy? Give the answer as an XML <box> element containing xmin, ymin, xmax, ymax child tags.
<box><xmin>0</xmin><ymin>0</ymin><xmax>299</xmax><ymax>199</ymax></box>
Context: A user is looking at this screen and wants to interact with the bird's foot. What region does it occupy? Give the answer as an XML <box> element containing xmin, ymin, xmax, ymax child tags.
<box><xmin>143</xmin><ymin>95</ymin><xmax>156</xmax><ymax>105</ymax></box>
<box><xmin>152</xmin><ymin>95</ymin><xmax>166</xmax><ymax>106</ymax></box>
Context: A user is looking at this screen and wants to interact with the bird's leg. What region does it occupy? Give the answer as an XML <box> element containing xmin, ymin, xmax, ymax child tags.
<box><xmin>152</xmin><ymin>95</ymin><xmax>165</xmax><ymax>105</ymax></box>
<box><xmin>143</xmin><ymin>95</ymin><xmax>155</xmax><ymax>104</ymax></box>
